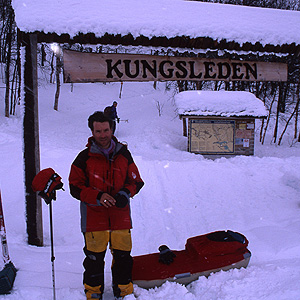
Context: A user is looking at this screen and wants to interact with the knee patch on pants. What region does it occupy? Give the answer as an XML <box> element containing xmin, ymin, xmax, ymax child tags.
<box><xmin>83</xmin><ymin>248</ymin><xmax>105</xmax><ymax>287</ymax></box>
<box><xmin>112</xmin><ymin>249</ymin><xmax>133</xmax><ymax>286</ymax></box>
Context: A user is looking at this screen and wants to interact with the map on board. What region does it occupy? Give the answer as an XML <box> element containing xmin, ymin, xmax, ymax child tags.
<box><xmin>190</xmin><ymin>120</ymin><xmax>235</xmax><ymax>153</ymax></box>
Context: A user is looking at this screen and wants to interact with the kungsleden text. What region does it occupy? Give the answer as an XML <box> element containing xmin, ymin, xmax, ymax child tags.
<box><xmin>106</xmin><ymin>59</ymin><xmax>257</xmax><ymax>81</ymax></box>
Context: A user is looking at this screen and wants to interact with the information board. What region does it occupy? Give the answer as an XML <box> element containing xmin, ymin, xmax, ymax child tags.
<box><xmin>189</xmin><ymin>119</ymin><xmax>235</xmax><ymax>154</ymax></box>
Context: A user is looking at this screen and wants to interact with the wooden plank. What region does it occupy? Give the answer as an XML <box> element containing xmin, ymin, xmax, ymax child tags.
<box><xmin>183</xmin><ymin>118</ymin><xmax>187</xmax><ymax>137</ymax></box>
<box><xmin>23</xmin><ymin>33</ymin><xmax>43</xmax><ymax>246</ymax></box>
<box><xmin>63</xmin><ymin>50</ymin><xmax>288</xmax><ymax>83</ymax></box>
<box><xmin>17</xmin><ymin>31</ymin><xmax>300</xmax><ymax>57</ymax></box>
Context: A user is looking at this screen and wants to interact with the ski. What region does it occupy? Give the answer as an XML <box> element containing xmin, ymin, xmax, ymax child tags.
<box><xmin>0</xmin><ymin>190</ymin><xmax>17</xmax><ymax>294</ymax></box>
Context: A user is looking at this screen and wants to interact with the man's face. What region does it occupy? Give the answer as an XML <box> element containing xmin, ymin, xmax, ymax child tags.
<box><xmin>92</xmin><ymin>121</ymin><xmax>113</xmax><ymax>149</ymax></box>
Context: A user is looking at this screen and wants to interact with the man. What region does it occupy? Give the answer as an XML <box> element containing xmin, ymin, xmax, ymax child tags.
<box><xmin>69</xmin><ymin>111</ymin><xmax>144</xmax><ymax>300</ymax></box>
<box><xmin>104</xmin><ymin>101</ymin><xmax>119</xmax><ymax>134</ymax></box>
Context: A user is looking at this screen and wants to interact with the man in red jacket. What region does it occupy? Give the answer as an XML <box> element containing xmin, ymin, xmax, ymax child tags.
<box><xmin>69</xmin><ymin>111</ymin><xmax>144</xmax><ymax>300</ymax></box>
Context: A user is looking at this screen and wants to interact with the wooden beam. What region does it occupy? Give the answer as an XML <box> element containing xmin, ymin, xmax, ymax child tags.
<box><xmin>23</xmin><ymin>33</ymin><xmax>43</xmax><ymax>246</ymax></box>
<box><xmin>18</xmin><ymin>31</ymin><xmax>300</xmax><ymax>56</ymax></box>
<box><xmin>182</xmin><ymin>118</ymin><xmax>187</xmax><ymax>137</ymax></box>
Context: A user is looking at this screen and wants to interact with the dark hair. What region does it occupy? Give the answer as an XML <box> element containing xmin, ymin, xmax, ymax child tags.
<box><xmin>88</xmin><ymin>111</ymin><xmax>113</xmax><ymax>130</ymax></box>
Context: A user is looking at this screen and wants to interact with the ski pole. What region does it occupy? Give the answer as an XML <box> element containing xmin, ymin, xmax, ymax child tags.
<box><xmin>49</xmin><ymin>201</ymin><xmax>56</xmax><ymax>300</ymax></box>
<box><xmin>31</xmin><ymin>168</ymin><xmax>64</xmax><ymax>300</ymax></box>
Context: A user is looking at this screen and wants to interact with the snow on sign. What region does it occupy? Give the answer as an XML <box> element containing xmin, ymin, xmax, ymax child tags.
<box><xmin>63</xmin><ymin>50</ymin><xmax>287</xmax><ymax>83</ymax></box>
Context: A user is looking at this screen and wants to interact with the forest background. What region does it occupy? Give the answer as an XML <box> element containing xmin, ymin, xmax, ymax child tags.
<box><xmin>1</xmin><ymin>0</ymin><xmax>300</xmax><ymax>146</ymax></box>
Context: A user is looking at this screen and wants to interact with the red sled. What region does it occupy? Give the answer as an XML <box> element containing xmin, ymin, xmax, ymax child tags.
<box><xmin>132</xmin><ymin>230</ymin><xmax>251</xmax><ymax>289</ymax></box>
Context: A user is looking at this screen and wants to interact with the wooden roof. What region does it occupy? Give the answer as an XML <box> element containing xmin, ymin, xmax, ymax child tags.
<box><xmin>18</xmin><ymin>31</ymin><xmax>300</xmax><ymax>56</ymax></box>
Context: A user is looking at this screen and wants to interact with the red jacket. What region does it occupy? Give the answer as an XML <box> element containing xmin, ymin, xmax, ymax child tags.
<box><xmin>69</xmin><ymin>137</ymin><xmax>144</xmax><ymax>232</ymax></box>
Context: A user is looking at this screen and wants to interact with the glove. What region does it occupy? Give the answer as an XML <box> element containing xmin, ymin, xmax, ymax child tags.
<box><xmin>158</xmin><ymin>245</ymin><xmax>176</xmax><ymax>265</ymax></box>
<box><xmin>117</xmin><ymin>117</ymin><xmax>120</xmax><ymax>123</ymax></box>
<box><xmin>114</xmin><ymin>191</ymin><xmax>129</xmax><ymax>208</ymax></box>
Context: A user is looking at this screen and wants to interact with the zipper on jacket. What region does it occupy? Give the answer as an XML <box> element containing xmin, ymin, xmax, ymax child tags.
<box><xmin>112</xmin><ymin>167</ymin><xmax>115</xmax><ymax>192</ymax></box>
<box><xmin>107</xmin><ymin>159</ymin><xmax>113</xmax><ymax>194</ymax></box>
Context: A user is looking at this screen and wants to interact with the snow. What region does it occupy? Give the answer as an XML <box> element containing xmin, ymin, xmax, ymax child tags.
<box><xmin>174</xmin><ymin>90</ymin><xmax>268</xmax><ymax>117</ymax></box>
<box><xmin>12</xmin><ymin>0</ymin><xmax>300</xmax><ymax>48</ymax></box>
<box><xmin>0</xmin><ymin>80</ymin><xmax>300</xmax><ymax>300</ymax></box>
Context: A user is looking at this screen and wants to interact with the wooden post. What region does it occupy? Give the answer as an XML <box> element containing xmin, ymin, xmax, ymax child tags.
<box><xmin>23</xmin><ymin>33</ymin><xmax>43</xmax><ymax>246</ymax></box>
<box><xmin>182</xmin><ymin>117</ymin><xmax>187</xmax><ymax>137</ymax></box>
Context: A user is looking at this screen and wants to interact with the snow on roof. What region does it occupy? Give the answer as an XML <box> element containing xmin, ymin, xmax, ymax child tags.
<box><xmin>12</xmin><ymin>0</ymin><xmax>300</xmax><ymax>48</ymax></box>
<box><xmin>174</xmin><ymin>90</ymin><xmax>268</xmax><ymax>118</ymax></box>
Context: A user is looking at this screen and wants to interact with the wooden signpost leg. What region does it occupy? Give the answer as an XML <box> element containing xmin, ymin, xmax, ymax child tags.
<box><xmin>23</xmin><ymin>33</ymin><xmax>43</xmax><ymax>246</ymax></box>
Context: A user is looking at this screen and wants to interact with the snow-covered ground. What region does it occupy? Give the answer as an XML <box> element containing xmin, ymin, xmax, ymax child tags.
<box><xmin>0</xmin><ymin>80</ymin><xmax>300</xmax><ymax>300</ymax></box>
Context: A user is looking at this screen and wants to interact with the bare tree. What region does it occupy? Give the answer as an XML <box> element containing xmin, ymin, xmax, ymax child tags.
<box><xmin>1</xmin><ymin>0</ymin><xmax>19</xmax><ymax>117</ymax></box>
<box><xmin>54</xmin><ymin>55</ymin><xmax>62</xmax><ymax>111</ymax></box>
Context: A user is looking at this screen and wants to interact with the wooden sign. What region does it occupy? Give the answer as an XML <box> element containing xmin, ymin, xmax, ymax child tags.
<box><xmin>63</xmin><ymin>50</ymin><xmax>288</xmax><ymax>83</ymax></box>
